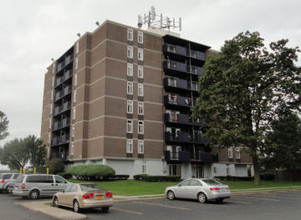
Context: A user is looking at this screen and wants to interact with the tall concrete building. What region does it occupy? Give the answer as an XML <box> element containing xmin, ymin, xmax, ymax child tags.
<box><xmin>41</xmin><ymin>20</ymin><xmax>253</xmax><ymax>179</ymax></box>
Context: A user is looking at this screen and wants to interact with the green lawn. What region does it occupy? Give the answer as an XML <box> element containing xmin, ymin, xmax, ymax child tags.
<box><xmin>69</xmin><ymin>179</ymin><xmax>301</xmax><ymax>196</ymax></box>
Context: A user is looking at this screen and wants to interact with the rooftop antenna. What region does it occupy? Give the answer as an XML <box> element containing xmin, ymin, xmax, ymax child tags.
<box><xmin>137</xmin><ymin>6</ymin><xmax>182</xmax><ymax>32</ymax></box>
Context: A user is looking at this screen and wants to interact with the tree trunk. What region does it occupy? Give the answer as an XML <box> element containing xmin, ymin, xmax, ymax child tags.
<box><xmin>252</xmin><ymin>155</ymin><xmax>260</xmax><ymax>185</ymax></box>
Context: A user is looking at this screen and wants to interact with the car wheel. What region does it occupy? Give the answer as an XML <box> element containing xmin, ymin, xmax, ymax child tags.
<box><xmin>102</xmin><ymin>207</ymin><xmax>109</xmax><ymax>213</ymax></box>
<box><xmin>167</xmin><ymin>190</ymin><xmax>175</xmax><ymax>200</ymax></box>
<box><xmin>197</xmin><ymin>192</ymin><xmax>207</xmax><ymax>203</ymax></box>
<box><xmin>29</xmin><ymin>190</ymin><xmax>39</xmax><ymax>200</ymax></box>
<box><xmin>73</xmin><ymin>200</ymin><xmax>80</xmax><ymax>213</ymax></box>
<box><xmin>53</xmin><ymin>196</ymin><xmax>60</xmax><ymax>207</ymax></box>
<box><xmin>215</xmin><ymin>198</ymin><xmax>224</xmax><ymax>203</ymax></box>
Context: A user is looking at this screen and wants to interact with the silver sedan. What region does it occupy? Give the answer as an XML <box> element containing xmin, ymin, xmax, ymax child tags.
<box><xmin>165</xmin><ymin>178</ymin><xmax>230</xmax><ymax>203</ymax></box>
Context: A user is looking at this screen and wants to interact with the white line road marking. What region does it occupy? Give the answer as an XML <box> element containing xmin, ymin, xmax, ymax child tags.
<box><xmin>111</xmin><ymin>207</ymin><xmax>143</xmax><ymax>215</ymax></box>
<box><xmin>133</xmin><ymin>201</ymin><xmax>191</xmax><ymax>210</ymax></box>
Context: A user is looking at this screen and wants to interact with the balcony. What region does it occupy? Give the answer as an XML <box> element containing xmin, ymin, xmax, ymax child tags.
<box><xmin>51</xmin><ymin>152</ymin><xmax>69</xmax><ymax>161</ymax></box>
<box><xmin>165</xmin><ymin>131</ymin><xmax>207</xmax><ymax>144</ymax></box>
<box><xmin>164</xmin><ymin>77</ymin><xmax>199</xmax><ymax>93</ymax></box>
<box><xmin>164</xmin><ymin>113</ymin><xmax>200</xmax><ymax>126</ymax></box>
<box><xmin>189</xmin><ymin>50</ymin><xmax>206</xmax><ymax>61</ymax></box>
<box><xmin>53</xmin><ymin>102</ymin><xmax>71</xmax><ymax>117</ymax></box>
<box><xmin>164</xmin><ymin>94</ymin><xmax>192</xmax><ymax>108</ymax></box>
<box><xmin>163</xmin><ymin>60</ymin><xmax>203</xmax><ymax>77</ymax></box>
<box><xmin>52</xmin><ymin>135</ymin><xmax>69</xmax><ymax>146</ymax></box>
<box><xmin>163</xmin><ymin>43</ymin><xmax>206</xmax><ymax>62</ymax></box>
<box><xmin>61</xmin><ymin>117</ymin><xmax>70</xmax><ymax>128</ymax></box>
<box><xmin>55</xmin><ymin>70</ymin><xmax>72</xmax><ymax>88</ymax></box>
<box><xmin>164</xmin><ymin>151</ymin><xmax>214</xmax><ymax>163</ymax></box>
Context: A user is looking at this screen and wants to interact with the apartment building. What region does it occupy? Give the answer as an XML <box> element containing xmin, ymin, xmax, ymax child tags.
<box><xmin>41</xmin><ymin>20</ymin><xmax>253</xmax><ymax>178</ymax></box>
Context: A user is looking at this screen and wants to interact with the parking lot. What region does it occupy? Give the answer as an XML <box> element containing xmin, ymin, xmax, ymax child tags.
<box><xmin>85</xmin><ymin>190</ymin><xmax>301</xmax><ymax>220</ymax></box>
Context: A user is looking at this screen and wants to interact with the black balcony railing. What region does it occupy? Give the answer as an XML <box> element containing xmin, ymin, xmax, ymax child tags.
<box><xmin>163</xmin><ymin>60</ymin><xmax>203</xmax><ymax>76</ymax></box>
<box><xmin>164</xmin><ymin>95</ymin><xmax>192</xmax><ymax>108</ymax></box>
<box><xmin>52</xmin><ymin>135</ymin><xmax>69</xmax><ymax>146</ymax></box>
<box><xmin>51</xmin><ymin>152</ymin><xmax>68</xmax><ymax>161</ymax></box>
<box><xmin>53</xmin><ymin>102</ymin><xmax>71</xmax><ymax>117</ymax></box>
<box><xmin>164</xmin><ymin>113</ymin><xmax>200</xmax><ymax>126</ymax></box>
<box><xmin>164</xmin><ymin>150</ymin><xmax>214</xmax><ymax>163</ymax></box>
<box><xmin>165</xmin><ymin>131</ymin><xmax>207</xmax><ymax>144</ymax></box>
<box><xmin>163</xmin><ymin>43</ymin><xmax>206</xmax><ymax>62</ymax></box>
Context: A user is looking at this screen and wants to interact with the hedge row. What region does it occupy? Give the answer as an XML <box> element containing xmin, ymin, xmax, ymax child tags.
<box><xmin>133</xmin><ymin>174</ymin><xmax>180</xmax><ymax>182</ymax></box>
<box><xmin>215</xmin><ymin>176</ymin><xmax>254</xmax><ymax>181</ymax></box>
<box><xmin>66</xmin><ymin>164</ymin><xmax>115</xmax><ymax>180</ymax></box>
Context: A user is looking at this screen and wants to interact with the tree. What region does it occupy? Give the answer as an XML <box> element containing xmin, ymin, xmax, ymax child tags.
<box><xmin>0</xmin><ymin>135</ymin><xmax>46</xmax><ymax>170</ymax></box>
<box><xmin>25</xmin><ymin>135</ymin><xmax>46</xmax><ymax>168</ymax></box>
<box><xmin>193</xmin><ymin>31</ymin><xmax>301</xmax><ymax>185</ymax></box>
<box><xmin>47</xmin><ymin>158</ymin><xmax>64</xmax><ymax>174</ymax></box>
<box><xmin>264</xmin><ymin>111</ymin><xmax>301</xmax><ymax>180</ymax></box>
<box><xmin>0</xmin><ymin>138</ymin><xmax>30</xmax><ymax>170</ymax></box>
<box><xmin>0</xmin><ymin>110</ymin><xmax>9</xmax><ymax>140</ymax></box>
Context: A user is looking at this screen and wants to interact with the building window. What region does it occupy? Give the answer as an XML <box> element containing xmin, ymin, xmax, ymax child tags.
<box><xmin>138</xmin><ymin>83</ymin><xmax>144</xmax><ymax>97</ymax></box>
<box><xmin>138</xmin><ymin>48</ymin><xmax>143</xmax><ymax>61</ymax></box>
<box><xmin>127</xmin><ymin>81</ymin><xmax>133</xmax><ymax>95</ymax></box>
<box><xmin>127</xmin><ymin>46</ymin><xmax>133</xmax><ymax>59</ymax></box>
<box><xmin>138</xmin><ymin>31</ymin><xmax>143</xmax><ymax>44</ymax></box>
<box><xmin>138</xmin><ymin>121</ymin><xmax>144</xmax><ymax>134</ymax></box>
<box><xmin>127</xmin><ymin>29</ymin><xmax>133</xmax><ymax>41</ymax></box>
<box><xmin>126</xmin><ymin>139</ymin><xmax>133</xmax><ymax>153</ymax></box>
<box><xmin>235</xmin><ymin>147</ymin><xmax>241</xmax><ymax>159</ymax></box>
<box><xmin>127</xmin><ymin>100</ymin><xmax>133</xmax><ymax>114</ymax></box>
<box><xmin>127</xmin><ymin>63</ymin><xmax>133</xmax><ymax>76</ymax></box>
<box><xmin>127</xmin><ymin>119</ymin><xmax>133</xmax><ymax>133</ymax></box>
<box><xmin>138</xmin><ymin>102</ymin><xmax>144</xmax><ymax>115</ymax></box>
<box><xmin>138</xmin><ymin>65</ymin><xmax>143</xmax><ymax>78</ymax></box>
<box><xmin>228</xmin><ymin>147</ymin><xmax>233</xmax><ymax>159</ymax></box>
<box><xmin>138</xmin><ymin>140</ymin><xmax>144</xmax><ymax>154</ymax></box>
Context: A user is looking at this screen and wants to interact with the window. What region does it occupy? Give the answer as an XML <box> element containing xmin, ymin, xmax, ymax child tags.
<box><xmin>138</xmin><ymin>140</ymin><xmax>144</xmax><ymax>154</ymax></box>
<box><xmin>228</xmin><ymin>147</ymin><xmax>233</xmax><ymax>159</ymax></box>
<box><xmin>138</xmin><ymin>121</ymin><xmax>144</xmax><ymax>134</ymax></box>
<box><xmin>127</xmin><ymin>120</ymin><xmax>133</xmax><ymax>133</ymax></box>
<box><xmin>127</xmin><ymin>29</ymin><xmax>133</xmax><ymax>41</ymax></box>
<box><xmin>138</xmin><ymin>83</ymin><xmax>144</xmax><ymax>96</ymax></box>
<box><xmin>127</xmin><ymin>100</ymin><xmax>133</xmax><ymax>114</ymax></box>
<box><xmin>138</xmin><ymin>102</ymin><xmax>144</xmax><ymax>115</ymax></box>
<box><xmin>138</xmin><ymin>31</ymin><xmax>143</xmax><ymax>44</ymax></box>
<box><xmin>127</xmin><ymin>46</ymin><xmax>133</xmax><ymax>58</ymax></box>
<box><xmin>190</xmin><ymin>180</ymin><xmax>201</xmax><ymax>186</ymax></box>
<box><xmin>55</xmin><ymin>176</ymin><xmax>67</xmax><ymax>184</ymax></box>
<box><xmin>127</xmin><ymin>81</ymin><xmax>133</xmax><ymax>94</ymax></box>
<box><xmin>138</xmin><ymin>48</ymin><xmax>143</xmax><ymax>61</ymax></box>
<box><xmin>235</xmin><ymin>147</ymin><xmax>241</xmax><ymax>159</ymax></box>
<box><xmin>138</xmin><ymin>65</ymin><xmax>143</xmax><ymax>78</ymax></box>
<box><xmin>127</xmin><ymin>63</ymin><xmax>133</xmax><ymax>76</ymax></box>
<box><xmin>126</xmin><ymin>139</ymin><xmax>133</xmax><ymax>153</ymax></box>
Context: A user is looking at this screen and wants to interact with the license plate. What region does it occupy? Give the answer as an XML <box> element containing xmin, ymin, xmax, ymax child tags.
<box><xmin>96</xmin><ymin>195</ymin><xmax>103</xmax><ymax>200</ymax></box>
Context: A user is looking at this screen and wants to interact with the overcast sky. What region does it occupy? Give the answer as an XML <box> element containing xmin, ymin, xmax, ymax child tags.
<box><xmin>0</xmin><ymin>0</ymin><xmax>300</xmax><ymax>150</ymax></box>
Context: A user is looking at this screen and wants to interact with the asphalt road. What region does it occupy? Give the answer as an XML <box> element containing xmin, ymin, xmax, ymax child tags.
<box><xmin>1</xmin><ymin>190</ymin><xmax>301</xmax><ymax>219</ymax></box>
<box><xmin>0</xmin><ymin>192</ymin><xmax>53</xmax><ymax>220</ymax></box>
<box><xmin>85</xmin><ymin>190</ymin><xmax>301</xmax><ymax>220</ymax></box>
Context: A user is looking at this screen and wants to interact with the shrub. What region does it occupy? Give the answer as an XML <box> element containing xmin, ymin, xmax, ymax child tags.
<box><xmin>107</xmin><ymin>175</ymin><xmax>129</xmax><ymax>181</ymax></box>
<box><xmin>47</xmin><ymin>158</ymin><xmax>64</xmax><ymax>174</ymax></box>
<box><xmin>215</xmin><ymin>176</ymin><xmax>254</xmax><ymax>181</ymax></box>
<box><xmin>66</xmin><ymin>164</ymin><xmax>115</xmax><ymax>180</ymax></box>
<box><xmin>57</xmin><ymin>172</ymin><xmax>72</xmax><ymax>179</ymax></box>
<box><xmin>133</xmin><ymin>174</ymin><xmax>180</xmax><ymax>182</ymax></box>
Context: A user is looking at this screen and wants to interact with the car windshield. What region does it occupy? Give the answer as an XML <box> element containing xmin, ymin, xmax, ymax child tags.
<box><xmin>80</xmin><ymin>184</ymin><xmax>103</xmax><ymax>191</ymax></box>
<box><xmin>202</xmin><ymin>179</ymin><xmax>222</xmax><ymax>185</ymax></box>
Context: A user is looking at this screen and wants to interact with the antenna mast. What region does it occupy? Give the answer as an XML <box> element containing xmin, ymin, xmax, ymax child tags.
<box><xmin>138</xmin><ymin>6</ymin><xmax>182</xmax><ymax>32</ymax></box>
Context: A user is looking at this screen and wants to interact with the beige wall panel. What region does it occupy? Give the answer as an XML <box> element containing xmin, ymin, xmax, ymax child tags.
<box><xmin>103</xmin><ymin>137</ymin><xmax>126</xmax><ymax>157</ymax></box>
<box><xmin>144</xmin><ymin>140</ymin><xmax>164</xmax><ymax>159</ymax></box>
<box><xmin>144</xmin><ymin>103</ymin><xmax>163</xmax><ymax>122</ymax></box>
<box><xmin>105</xmin><ymin>59</ymin><xmax>126</xmax><ymax>79</ymax></box>
<box><xmin>103</xmin><ymin>117</ymin><xmax>126</xmax><ymax>137</ymax></box>
<box><xmin>87</xmin><ymin>118</ymin><xmax>105</xmax><ymax>139</ymax></box>
<box><xmin>144</xmin><ymin>85</ymin><xmax>162</xmax><ymax>103</ymax></box>
<box><xmin>90</xmin><ymin>60</ymin><xmax>106</xmax><ymax>83</ymax></box>
<box><xmin>88</xmin><ymin>98</ymin><xmax>105</xmax><ymax>120</ymax></box>
<box><xmin>143</xmin><ymin>34</ymin><xmax>162</xmax><ymax>51</ymax></box>
<box><xmin>143</xmin><ymin>50</ymin><xmax>162</xmax><ymax>69</ymax></box>
<box><xmin>89</xmin><ymin>77</ymin><xmax>105</xmax><ymax>101</ymax></box>
<box><xmin>143</xmin><ymin>67</ymin><xmax>163</xmax><ymax>86</ymax></box>
<box><xmin>105</xmin><ymin>97</ymin><xmax>126</xmax><ymax>118</ymax></box>
<box><xmin>144</xmin><ymin>122</ymin><xmax>163</xmax><ymax>140</ymax></box>
<box><xmin>90</xmin><ymin>42</ymin><xmax>106</xmax><ymax>67</ymax></box>
<box><xmin>106</xmin><ymin>22</ymin><xmax>127</xmax><ymax>44</ymax></box>
<box><xmin>86</xmin><ymin>138</ymin><xmax>104</xmax><ymax>158</ymax></box>
<box><xmin>106</xmin><ymin>41</ymin><xmax>127</xmax><ymax>61</ymax></box>
<box><xmin>91</xmin><ymin>24</ymin><xmax>107</xmax><ymax>49</ymax></box>
<box><xmin>105</xmin><ymin>78</ymin><xmax>126</xmax><ymax>98</ymax></box>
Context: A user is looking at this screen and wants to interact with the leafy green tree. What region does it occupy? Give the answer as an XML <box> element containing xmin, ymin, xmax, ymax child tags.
<box><xmin>25</xmin><ymin>135</ymin><xmax>46</xmax><ymax>168</ymax></box>
<box><xmin>264</xmin><ymin>111</ymin><xmax>301</xmax><ymax>180</ymax></box>
<box><xmin>193</xmin><ymin>31</ymin><xmax>301</xmax><ymax>185</ymax></box>
<box><xmin>0</xmin><ymin>135</ymin><xmax>46</xmax><ymax>170</ymax></box>
<box><xmin>47</xmin><ymin>158</ymin><xmax>64</xmax><ymax>174</ymax></box>
<box><xmin>0</xmin><ymin>138</ymin><xmax>30</xmax><ymax>170</ymax></box>
<box><xmin>0</xmin><ymin>110</ymin><xmax>9</xmax><ymax>140</ymax></box>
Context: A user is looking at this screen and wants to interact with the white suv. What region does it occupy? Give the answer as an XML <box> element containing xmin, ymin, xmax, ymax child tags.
<box><xmin>12</xmin><ymin>174</ymin><xmax>70</xmax><ymax>199</ymax></box>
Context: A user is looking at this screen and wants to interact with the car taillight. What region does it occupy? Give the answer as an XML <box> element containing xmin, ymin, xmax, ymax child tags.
<box><xmin>226</xmin><ymin>187</ymin><xmax>230</xmax><ymax>191</ymax></box>
<box><xmin>21</xmin><ymin>183</ymin><xmax>25</xmax><ymax>190</ymax></box>
<box><xmin>1</xmin><ymin>179</ymin><xmax>4</xmax><ymax>183</ymax></box>
<box><xmin>82</xmin><ymin>193</ymin><xmax>94</xmax><ymax>199</ymax></box>
<box><xmin>106</xmin><ymin>192</ymin><xmax>113</xmax><ymax>198</ymax></box>
<box><xmin>210</xmin><ymin>187</ymin><xmax>220</xmax><ymax>191</ymax></box>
